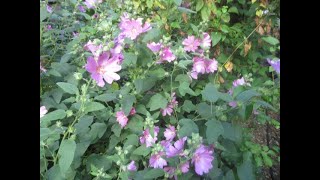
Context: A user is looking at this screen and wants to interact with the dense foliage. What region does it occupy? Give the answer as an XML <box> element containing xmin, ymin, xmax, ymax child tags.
<box><xmin>40</xmin><ymin>0</ymin><xmax>280</xmax><ymax>179</ymax></box>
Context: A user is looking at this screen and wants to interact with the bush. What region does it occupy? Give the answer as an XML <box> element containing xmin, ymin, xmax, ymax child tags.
<box><xmin>40</xmin><ymin>0</ymin><xmax>280</xmax><ymax>179</ymax></box>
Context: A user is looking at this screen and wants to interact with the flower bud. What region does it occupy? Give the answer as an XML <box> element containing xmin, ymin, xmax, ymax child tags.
<box><xmin>66</xmin><ymin>110</ymin><xmax>73</xmax><ymax>117</ymax></box>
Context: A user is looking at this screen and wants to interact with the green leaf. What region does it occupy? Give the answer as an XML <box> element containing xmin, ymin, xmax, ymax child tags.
<box><xmin>41</xmin><ymin>109</ymin><xmax>66</xmax><ymax>122</ymax></box>
<box><xmin>133</xmin><ymin>145</ymin><xmax>151</xmax><ymax>156</ymax></box>
<box><xmin>146</xmin><ymin>0</ymin><xmax>153</xmax><ymax>8</ymax></box>
<box><xmin>86</xmin><ymin>154</ymin><xmax>112</xmax><ymax>172</ymax></box>
<box><xmin>262</xmin><ymin>36</ymin><xmax>280</xmax><ymax>45</ymax></box>
<box><xmin>178</xmin><ymin>119</ymin><xmax>199</xmax><ymax>137</ymax></box>
<box><xmin>147</xmin><ymin>93</ymin><xmax>168</xmax><ymax>111</ymax></box>
<box><xmin>228</xmin><ymin>6</ymin><xmax>239</xmax><ymax>14</ymax></box>
<box><xmin>40</xmin><ymin>6</ymin><xmax>49</xmax><ymax>22</ymax></box>
<box><xmin>237</xmin><ymin>160</ymin><xmax>255</xmax><ymax>180</ymax></box>
<box><xmin>206</xmin><ymin>119</ymin><xmax>224</xmax><ymax>143</ymax></box>
<box><xmin>235</xmin><ymin>90</ymin><xmax>260</xmax><ymax>102</ymax></box>
<box><xmin>40</xmin><ymin>128</ymin><xmax>52</xmax><ymax>141</ymax></box>
<box><xmin>58</xmin><ymin>139</ymin><xmax>76</xmax><ymax>174</ymax></box>
<box><xmin>127</xmin><ymin>115</ymin><xmax>144</xmax><ymax>134</ymax></box>
<box><xmin>211</xmin><ymin>32</ymin><xmax>222</xmax><ymax>47</ymax></box>
<box><xmin>197</xmin><ymin>102</ymin><xmax>214</xmax><ymax>118</ymax></box>
<box><xmin>112</xmin><ymin>123</ymin><xmax>122</xmax><ymax>137</ymax></box>
<box><xmin>94</xmin><ymin>93</ymin><xmax>117</xmax><ymax>102</ymax></box>
<box><xmin>134</xmin><ymin>78</ymin><xmax>156</xmax><ymax>93</ymax></box>
<box><xmin>201</xmin><ymin>6</ymin><xmax>211</xmax><ymax>20</ymax></box>
<box><xmin>177</xmin><ymin>60</ymin><xmax>193</xmax><ymax>69</ymax></box>
<box><xmin>179</xmin><ymin>82</ymin><xmax>196</xmax><ymax>96</ymax></box>
<box><xmin>254</xmin><ymin>100</ymin><xmax>276</xmax><ymax>111</ymax></box>
<box><xmin>174</xmin><ymin>0</ymin><xmax>182</xmax><ymax>6</ymax></box>
<box><xmin>85</xmin><ymin>102</ymin><xmax>105</xmax><ymax>113</ymax></box>
<box><xmin>74</xmin><ymin>116</ymin><xmax>93</xmax><ymax>135</ymax></box>
<box><xmin>177</xmin><ymin>7</ymin><xmax>197</xmax><ymax>14</ymax></box>
<box><xmin>196</xmin><ymin>0</ymin><xmax>204</xmax><ymax>11</ymax></box>
<box><xmin>123</xmin><ymin>52</ymin><xmax>138</xmax><ymax>66</ymax></box>
<box><xmin>221</xmin><ymin>13</ymin><xmax>230</xmax><ymax>23</ymax></box>
<box><xmin>89</xmin><ymin>123</ymin><xmax>107</xmax><ymax>140</ymax></box>
<box><xmin>222</xmin><ymin>122</ymin><xmax>242</xmax><ymax>142</ymax></box>
<box><xmin>218</xmin><ymin>92</ymin><xmax>233</xmax><ymax>102</ymax></box>
<box><xmin>121</xmin><ymin>95</ymin><xmax>136</xmax><ymax>116</ymax></box>
<box><xmin>60</xmin><ymin>53</ymin><xmax>72</xmax><ymax>63</ymax></box>
<box><xmin>149</xmin><ymin>68</ymin><xmax>167</xmax><ymax>79</ymax></box>
<box><xmin>202</xmin><ymin>83</ymin><xmax>219</xmax><ymax>103</ymax></box>
<box><xmin>57</xmin><ymin>82</ymin><xmax>79</xmax><ymax>95</ymax></box>
<box><xmin>224</xmin><ymin>169</ymin><xmax>235</xmax><ymax>180</ymax></box>
<box><xmin>175</xmin><ymin>74</ymin><xmax>191</xmax><ymax>84</ymax></box>
<box><xmin>124</xmin><ymin>134</ymin><xmax>139</xmax><ymax>148</ymax></box>
<box><xmin>171</xmin><ymin>22</ymin><xmax>181</xmax><ymax>29</ymax></box>
<box><xmin>144</xmin><ymin>169</ymin><xmax>165</xmax><ymax>179</ymax></box>
<box><xmin>119</xmin><ymin>171</ymin><xmax>129</xmax><ymax>180</ymax></box>
<box><xmin>182</xmin><ymin>100</ymin><xmax>196</xmax><ymax>113</ymax></box>
<box><xmin>143</xmin><ymin>28</ymin><xmax>161</xmax><ymax>43</ymax></box>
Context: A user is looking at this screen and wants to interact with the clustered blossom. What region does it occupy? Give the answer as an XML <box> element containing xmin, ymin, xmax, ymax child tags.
<box><xmin>127</xmin><ymin>160</ymin><xmax>137</xmax><ymax>171</ymax></box>
<box><xmin>147</xmin><ymin>42</ymin><xmax>176</xmax><ymax>64</ymax></box>
<box><xmin>190</xmin><ymin>57</ymin><xmax>218</xmax><ymax>79</ymax></box>
<box><xmin>164</xmin><ymin>137</ymin><xmax>187</xmax><ymax>157</ymax></box>
<box><xmin>85</xmin><ymin>52</ymin><xmax>122</xmax><ymax>86</ymax></box>
<box><xmin>182</xmin><ymin>33</ymin><xmax>211</xmax><ymax>52</ymax></box>
<box><xmin>84</xmin><ymin>0</ymin><xmax>102</xmax><ymax>9</ymax></box>
<box><xmin>140</xmin><ymin>126</ymin><xmax>160</xmax><ymax>147</ymax></box>
<box><xmin>116</xmin><ymin>110</ymin><xmax>129</xmax><ymax>128</ymax></box>
<box><xmin>267</xmin><ymin>58</ymin><xmax>280</xmax><ymax>74</ymax></box>
<box><xmin>160</xmin><ymin>92</ymin><xmax>178</xmax><ymax>116</ymax></box>
<box><xmin>191</xmin><ymin>144</ymin><xmax>214</xmax><ymax>175</ymax></box>
<box><xmin>40</xmin><ymin>106</ymin><xmax>48</xmax><ymax>118</ymax></box>
<box><xmin>119</xmin><ymin>13</ymin><xmax>151</xmax><ymax>40</ymax></box>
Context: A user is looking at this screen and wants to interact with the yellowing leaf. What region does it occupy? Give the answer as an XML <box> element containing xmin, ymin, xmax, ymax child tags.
<box><xmin>256</xmin><ymin>26</ymin><xmax>265</xmax><ymax>35</ymax></box>
<box><xmin>256</xmin><ymin>10</ymin><xmax>263</xmax><ymax>17</ymax></box>
<box><xmin>182</xmin><ymin>13</ymin><xmax>188</xmax><ymax>23</ymax></box>
<box><xmin>244</xmin><ymin>41</ymin><xmax>252</xmax><ymax>57</ymax></box>
<box><xmin>224</xmin><ymin>61</ymin><xmax>234</xmax><ymax>72</ymax></box>
<box><xmin>252</xmin><ymin>0</ymin><xmax>257</xmax><ymax>3</ymax></box>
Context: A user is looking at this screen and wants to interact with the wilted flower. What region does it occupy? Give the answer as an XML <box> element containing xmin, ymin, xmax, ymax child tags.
<box><xmin>84</xmin><ymin>40</ymin><xmax>102</xmax><ymax>57</ymax></box>
<box><xmin>164</xmin><ymin>167</ymin><xmax>177</xmax><ymax>179</ymax></box>
<box><xmin>78</xmin><ymin>5</ymin><xmax>86</xmax><ymax>12</ymax></box>
<box><xmin>129</xmin><ymin>107</ymin><xmax>136</xmax><ymax>116</ymax></box>
<box><xmin>201</xmin><ymin>33</ymin><xmax>211</xmax><ymax>48</ymax></box>
<box><xmin>85</xmin><ymin>52</ymin><xmax>122</xmax><ymax>87</ymax></box>
<box><xmin>40</xmin><ymin>62</ymin><xmax>46</xmax><ymax>72</ymax></box>
<box><xmin>149</xmin><ymin>151</ymin><xmax>167</xmax><ymax>169</ymax></box>
<box><xmin>180</xmin><ymin>161</ymin><xmax>190</xmax><ymax>173</ymax></box>
<box><xmin>232</xmin><ymin>77</ymin><xmax>246</xmax><ymax>87</ymax></box>
<box><xmin>116</xmin><ymin>111</ymin><xmax>128</xmax><ymax>128</ymax></box>
<box><xmin>84</xmin><ymin>0</ymin><xmax>102</xmax><ymax>9</ymax></box>
<box><xmin>147</xmin><ymin>42</ymin><xmax>162</xmax><ymax>53</ymax></box>
<box><xmin>160</xmin><ymin>104</ymin><xmax>174</xmax><ymax>116</ymax></box>
<box><xmin>191</xmin><ymin>144</ymin><xmax>214</xmax><ymax>175</ymax></box>
<box><xmin>46</xmin><ymin>5</ymin><xmax>53</xmax><ymax>13</ymax></box>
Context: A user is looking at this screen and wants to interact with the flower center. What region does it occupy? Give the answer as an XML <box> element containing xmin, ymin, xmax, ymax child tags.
<box><xmin>97</xmin><ymin>66</ymin><xmax>106</xmax><ymax>74</ymax></box>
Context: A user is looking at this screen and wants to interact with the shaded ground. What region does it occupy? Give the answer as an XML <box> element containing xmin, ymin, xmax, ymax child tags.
<box><xmin>251</xmin><ymin>112</ymin><xmax>280</xmax><ymax>180</ymax></box>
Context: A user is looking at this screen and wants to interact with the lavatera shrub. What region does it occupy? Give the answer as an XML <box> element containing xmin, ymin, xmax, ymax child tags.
<box><xmin>40</xmin><ymin>0</ymin><xmax>280</xmax><ymax>179</ymax></box>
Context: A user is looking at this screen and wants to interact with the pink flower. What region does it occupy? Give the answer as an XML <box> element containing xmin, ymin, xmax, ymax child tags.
<box><xmin>170</xmin><ymin>92</ymin><xmax>178</xmax><ymax>107</ymax></box>
<box><xmin>85</xmin><ymin>52</ymin><xmax>121</xmax><ymax>87</ymax></box>
<box><xmin>160</xmin><ymin>104</ymin><xmax>174</xmax><ymax>116</ymax></box>
<box><xmin>84</xmin><ymin>40</ymin><xmax>102</xmax><ymax>57</ymax></box>
<box><xmin>129</xmin><ymin>107</ymin><xmax>136</xmax><ymax>116</ymax></box>
<box><xmin>46</xmin><ymin>5</ymin><xmax>53</xmax><ymax>13</ymax></box>
<box><xmin>232</xmin><ymin>77</ymin><xmax>246</xmax><ymax>87</ymax></box>
<box><xmin>164</xmin><ymin>125</ymin><xmax>176</xmax><ymax>142</ymax></box>
<box><xmin>127</xmin><ymin>160</ymin><xmax>137</xmax><ymax>171</ymax></box>
<box><xmin>182</xmin><ymin>36</ymin><xmax>201</xmax><ymax>52</ymax></box>
<box><xmin>140</xmin><ymin>126</ymin><xmax>160</xmax><ymax>147</ymax></box>
<box><xmin>147</xmin><ymin>42</ymin><xmax>162</xmax><ymax>53</ymax></box>
<box><xmin>164</xmin><ymin>167</ymin><xmax>177</xmax><ymax>179</ymax></box>
<box><xmin>201</xmin><ymin>33</ymin><xmax>211</xmax><ymax>48</ymax></box>
<box><xmin>191</xmin><ymin>144</ymin><xmax>214</xmax><ymax>175</ymax></box>
<box><xmin>116</xmin><ymin>111</ymin><xmax>129</xmax><ymax>128</ymax></box>
<box><xmin>205</xmin><ymin>58</ymin><xmax>218</xmax><ymax>73</ymax></box>
<box><xmin>84</xmin><ymin>0</ymin><xmax>102</xmax><ymax>9</ymax></box>
<box><xmin>72</xmin><ymin>32</ymin><xmax>79</xmax><ymax>38</ymax></box>
<box><xmin>192</xmin><ymin>57</ymin><xmax>206</xmax><ymax>74</ymax></box>
<box><xmin>180</xmin><ymin>161</ymin><xmax>190</xmax><ymax>173</ymax></box>
<box><xmin>40</xmin><ymin>62</ymin><xmax>46</xmax><ymax>72</ymax></box>
<box><xmin>78</xmin><ymin>5</ymin><xmax>86</xmax><ymax>12</ymax></box>
<box><xmin>46</xmin><ymin>25</ymin><xmax>52</xmax><ymax>31</ymax></box>
<box><xmin>149</xmin><ymin>152</ymin><xmax>167</xmax><ymax>169</ymax></box>
<box><xmin>228</xmin><ymin>101</ymin><xmax>237</xmax><ymax>108</ymax></box>
<box><xmin>119</xmin><ymin>15</ymin><xmax>151</xmax><ymax>40</ymax></box>
<box><xmin>159</xmin><ymin>47</ymin><xmax>176</xmax><ymax>62</ymax></box>
<box><xmin>40</xmin><ymin>106</ymin><xmax>48</xmax><ymax>118</ymax></box>
<box><xmin>165</xmin><ymin>137</ymin><xmax>187</xmax><ymax>157</ymax></box>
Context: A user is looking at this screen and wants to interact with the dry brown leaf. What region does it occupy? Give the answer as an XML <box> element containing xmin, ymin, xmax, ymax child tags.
<box><xmin>219</xmin><ymin>75</ymin><xmax>225</xmax><ymax>84</ymax></box>
<box><xmin>165</xmin><ymin>23</ymin><xmax>170</xmax><ymax>31</ymax></box>
<box><xmin>214</xmin><ymin>45</ymin><xmax>221</xmax><ymax>57</ymax></box>
<box><xmin>224</xmin><ymin>61</ymin><xmax>234</xmax><ymax>72</ymax></box>
<box><xmin>182</xmin><ymin>13</ymin><xmax>188</xmax><ymax>23</ymax></box>
<box><xmin>256</xmin><ymin>26</ymin><xmax>265</xmax><ymax>35</ymax></box>
<box><xmin>244</xmin><ymin>41</ymin><xmax>252</xmax><ymax>57</ymax></box>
